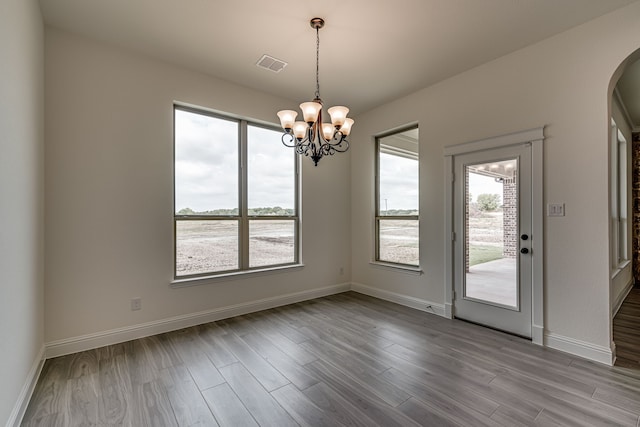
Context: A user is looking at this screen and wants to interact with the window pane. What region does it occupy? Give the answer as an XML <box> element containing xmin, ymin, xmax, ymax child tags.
<box><xmin>378</xmin><ymin>131</ymin><xmax>419</xmax><ymax>216</ymax></box>
<box><xmin>176</xmin><ymin>220</ymin><xmax>238</xmax><ymax>275</ymax></box>
<box><xmin>175</xmin><ymin>109</ymin><xmax>239</xmax><ymax>215</ymax></box>
<box><xmin>249</xmin><ymin>220</ymin><xmax>295</xmax><ymax>267</ymax></box>
<box><xmin>247</xmin><ymin>125</ymin><xmax>295</xmax><ymax>215</ymax></box>
<box><xmin>378</xmin><ymin>219</ymin><xmax>419</xmax><ymax>265</ymax></box>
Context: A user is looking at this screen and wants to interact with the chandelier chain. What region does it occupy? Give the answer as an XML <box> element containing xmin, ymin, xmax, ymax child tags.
<box><xmin>315</xmin><ymin>25</ymin><xmax>320</xmax><ymax>100</ymax></box>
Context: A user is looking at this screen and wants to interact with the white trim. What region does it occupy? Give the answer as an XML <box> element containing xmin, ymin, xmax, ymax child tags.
<box><xmin>443</xmin><ymin>155</ymin><xmax>454</xmax><ymax>318</ymax></box>
<box><xmin>45</xmin><ymin>283</ymin><xmax>349</xmax><ymax>358</ymax></box>
<box><xmin>613</xmin><ymin>278</ymin><xmax>634</xmax><ymax>317</ymax></box>
<box><xmin>614</xmin><ymin>87</ymin><xmax>635</xmax><ymax>132</ymax></box>
<box><xmin>531</xmin><ymin>133</ymin><xmax>544</xmax><ymax>346</ymax></box>
<box><xmin>170</xmin><ymin>264</ymin><xmax>305</xmax><ymax>288</ymax></box>
<box><xmin>368</xmin><ymin>261</ymin><xmax>423</xmax><ymax>275</ymax></box>
<box><xmin>611</xmin><ymin>339</ymin><xmax>617</xmax><ymax>366</ymax></box>
<box><xmin>6</xmin><ymin>345</ymin><xmax>46</xmax><ymax>427</ymax></box>
<box><xmin>532</xmin><ymin>324</ymin><xmax>544</xmax><ymax>345</ymax></box>
<box><xmin>444</xmin><ymin>303</ymin><xmax>453</xmax><ymax>319</ymax></box>
<box><xmin>351</xmin><ymin>282</ymin><xmax>447</xmax><ymax>317</ymax></box>
<box><xmin>545</xmin><ymin>331</ymin><xmax>614</xmax><ymax>366</ymax></box>
<box><xmin>443</xmin><ymin>127</ymin><xmax>544</xmax><ymax>157</ymax></box>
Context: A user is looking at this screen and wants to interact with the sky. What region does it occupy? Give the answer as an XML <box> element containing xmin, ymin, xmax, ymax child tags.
<box><xmin>176</xmin><ymin>109</ymin><xmax>435</xmax><ymax>214</ymax></box>
<box><xmin>379</xmin><ymin>152</ymin><xmax>419</xmax><ymax>211</ymax></box>
<box><xmin>174</xmin><ymin>109</ymin><xmax>294</xmax><ymax>212</ymax></box>
<box><xmin>468</xmin><ymin>172</ymin><xmax>504</xmax><ymax>203</ymax></box>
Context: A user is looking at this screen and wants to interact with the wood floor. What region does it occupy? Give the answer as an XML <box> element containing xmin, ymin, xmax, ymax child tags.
<box><xmin>22</xmin><ymin>292</ymin><xmax>640</xmax><ymax>426</ymax></box>
<box><xmin>615</xmin><ymin>287</ymin><xmax>640</xmax><ymax>368</ymax></box>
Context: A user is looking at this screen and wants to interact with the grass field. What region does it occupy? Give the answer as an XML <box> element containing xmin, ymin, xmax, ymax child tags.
<box><xmin>469</xmin><ymin>244</ymin><xmax>503</xmax><ymax>266</ymax></box>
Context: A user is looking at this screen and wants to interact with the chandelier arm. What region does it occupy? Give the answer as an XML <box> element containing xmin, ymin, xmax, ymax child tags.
<box><xmin>320</xmin><ymin>133</ymin><xmax>349</xmax><ymax>153</ymax></box>
<box><xmin>281</xmin><ymin>132</ymin><xmax>298</xmax><ymax>148</ymax></box>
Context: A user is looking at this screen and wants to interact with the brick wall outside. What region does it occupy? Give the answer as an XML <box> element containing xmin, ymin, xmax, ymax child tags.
<box><xmin>503</xmin><ymin>177</ymin><xmax>518</xmax><ymax>258</ymax></box>
<box><xmin>465</xmin><ymin>169</ymin><xmax>470</xmax><ymax>272</ymax></box>
<box><xmin>633</xmin><ymin>132</ymin><xmax>640</xmax><ymax>284</ymax></box>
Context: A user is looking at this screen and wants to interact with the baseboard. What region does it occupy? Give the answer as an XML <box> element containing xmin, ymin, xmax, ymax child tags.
<box><xmin>613</xmin><ymin>278</ymin><xmax>634</xmax><ymax>317</ymax></box>
<box><xmin>351</xmin><ymin>282</ymin><xmax>447</xmax><ymax>317</ymax></box>
<box><xmin>6</xmin><ymin>344</ymin><xmax>45</xmax><ymax>427</ymax></box>
<box><xmin>45</xmin><ymin>283</ymin><xmax>350</xmax><ymax>358</ymax></box>
<box><xmin>545</xmin><ymin>331</ymin><xmax>614</xmax><ymax>366</ymax></box>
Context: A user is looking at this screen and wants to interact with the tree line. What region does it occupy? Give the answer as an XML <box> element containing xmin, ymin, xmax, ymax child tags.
<box><xmin>177</xmin><ymin>207</ymin><xmax>295</xmax><ymax>216</ymax></box>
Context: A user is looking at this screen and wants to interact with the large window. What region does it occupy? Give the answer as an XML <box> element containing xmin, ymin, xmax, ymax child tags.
<box><xmin>611</xmin><ymin>118</ymin><xmax>628</xmax><ymax>268</ymax></box>
<box><xmin>375</xmin><ymin>126</ymin><xmax>419</xmax><ymax>266</ymax></box>
<box><xmin>174</xmin><ymin>105</ymin><xmax>299</xmax><ymax>278</ymax></box>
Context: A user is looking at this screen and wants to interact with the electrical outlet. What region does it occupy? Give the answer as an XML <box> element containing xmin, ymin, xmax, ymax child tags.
<box><xmin>131</xmin><ymin>298</ymin><xmax>142</xmax><ymax>311</ymax></box>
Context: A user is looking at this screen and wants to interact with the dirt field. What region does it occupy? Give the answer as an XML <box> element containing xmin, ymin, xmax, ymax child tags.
<box><xmin>176</xmin><ymin>220</ymin><xmax>295</xmax><ymax>276</ymax></box>
<box><xmin>175</xmin><ymin>212</ymin><xmax>502</xmax><ymax>275</ymax></box>
<box><xmin>468</xmin><ymin>211</ymin><xmax>503</xmax><ymax>246</ymax></box>
<box><xmin>378</xmin><ymin>220</ymin><xmax>419</xmax><ymax>265</ymax></box>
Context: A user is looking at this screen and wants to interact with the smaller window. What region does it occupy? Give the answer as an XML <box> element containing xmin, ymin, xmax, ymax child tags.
<box><xmin>375</xmin><ymin>126</ymin><xmax>419</xmax><ymax>266</ymax></box>
<box><xmin>610</xmin><ymin>119</ymin><xmax>628</xmax><ymax>268</ymax></box>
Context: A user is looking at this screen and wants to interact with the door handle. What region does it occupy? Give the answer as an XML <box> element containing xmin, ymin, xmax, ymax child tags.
<box><xmin>520</xmin><ymin>248</ymin><xmax>529</xmax><ymax>254</ymax></box>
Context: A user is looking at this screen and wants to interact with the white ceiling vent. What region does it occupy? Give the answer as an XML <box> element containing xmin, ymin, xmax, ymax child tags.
<box><xmin>256</xmin><ymin>54</ymin><xmax>287</xmax><ymax>73</ymax></box>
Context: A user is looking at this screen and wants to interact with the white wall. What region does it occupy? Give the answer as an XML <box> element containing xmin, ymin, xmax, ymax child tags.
<box><xmin>0</xmin><ymin>0</ymin><xmax>44</xmax><ymax>424</ymax></box>
<box><xmin>352</xmin><ymin>1</ymin><xmax>640</xmax><ymax>360</ymax></box>
<box><xmin>44</xmin><ymin>28</ymin><xmax>351</xmax><ymax>347</ymax></box>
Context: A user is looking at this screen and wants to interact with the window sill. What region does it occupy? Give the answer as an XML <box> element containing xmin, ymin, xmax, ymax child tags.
<box><xmin>611</xmin><ymin>259</ymin><xmax>631</xmax><ymax>280</ymax></box>
<box><xmin>170</xmin><ymin>263</ymin><xmax>305</xmax><ymax>288</ymax></box>
<box><xmin>369</xmin><ymin>261</ymin><xmax>423</xmax><ymax>275</ymax></box>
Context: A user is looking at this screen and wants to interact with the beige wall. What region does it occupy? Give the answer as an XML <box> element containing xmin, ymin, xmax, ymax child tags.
<box><xmin>0</xmin><ymin>0</ymin><xmax>44</xmax><ymax>423</ymax></box>
<box><xmin>44</xmin><ymin>28</ymin><xmax>351</xmax><ymax>344</ymax></box>
<box><xmin>351</xmin><ymin>1</ymin><xmax>640</xmax><ymax>357</ymax></box>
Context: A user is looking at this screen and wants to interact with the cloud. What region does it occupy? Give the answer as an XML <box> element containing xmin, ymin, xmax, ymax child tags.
<box><xmin>379</xmin><ymin>153</ymin><xmax>419</xmax><ymax>211</ymax></box>
<box><xmin>175</xmin><ymin>110</ymin><xmax>295</xmax><ymax>212</ymax></box>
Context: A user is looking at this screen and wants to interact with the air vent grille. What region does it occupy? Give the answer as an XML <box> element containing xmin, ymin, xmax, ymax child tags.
<box><xmin>256</xmin><ymin>54</ymin><xmax>287</xmax><ymax>73</ymax></box>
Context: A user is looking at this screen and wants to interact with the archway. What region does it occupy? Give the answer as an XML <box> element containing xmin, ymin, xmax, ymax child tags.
<box><xmin>609</xmin><ymin>49</ymin><xmax>640</xmax><ymax>367</ymax></box>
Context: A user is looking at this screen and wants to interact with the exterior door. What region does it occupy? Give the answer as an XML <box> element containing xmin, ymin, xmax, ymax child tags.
<box><xmin>453</xmin><ymin>143</ymin><xmax>532</xmax><ymax>338</ymax></box>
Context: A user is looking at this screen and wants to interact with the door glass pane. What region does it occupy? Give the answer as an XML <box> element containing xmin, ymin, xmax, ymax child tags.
<box><xmin>465</xmin><ymin>159</ymin><xmax>518</xmax><ymax>308</ymax></box>
<box><xmin>247</xmin><ymin>125</ymin><xmax>295</xmax><ymax>214</ymax></box>
<box><xmin>378</xmin><ymin>219</ymin><xmax>419</xmax><ymax>265</ymax></box>
<box><xmin>249</xmin><ymin>220</ymin><xmax>296</xmax><ymax>267</ymax></box>
<box><xmin>176</xmin><ymin>220</ymin><xmax>239</xmax><ymax>276</ymax></box>
<box><xmin>175</xmin><ymin>110</ymin><xmax>239</xmax><ymax>215</ymax></box>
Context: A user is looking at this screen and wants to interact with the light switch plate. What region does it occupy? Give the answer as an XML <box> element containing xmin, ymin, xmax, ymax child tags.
<box><xmin>547</xmin><ymin>203</ymin><xmax>565</xmax><ymax>217</ymax></box>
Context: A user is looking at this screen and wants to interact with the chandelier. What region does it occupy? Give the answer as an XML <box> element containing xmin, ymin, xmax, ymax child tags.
<box><xmin>277</xmin><ymin>18</ymin><xmax>354</xmax><ymax>166</ymax></box>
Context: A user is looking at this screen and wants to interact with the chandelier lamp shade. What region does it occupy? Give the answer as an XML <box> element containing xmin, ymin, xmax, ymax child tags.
<box><xmin>277</xmin><ymin>18</ymin><xmax>354</xmax><ymax>166</ymax></box>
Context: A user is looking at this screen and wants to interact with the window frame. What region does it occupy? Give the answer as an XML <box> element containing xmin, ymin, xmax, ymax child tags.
<box><xmin>610</xmin><ymin>118</ymin><xmax>628</xmax><ymax>270</ymax></box>
<box><xmin>374</xmin><ymin>125</ymin><xmax>420</xmax><ymax>269</ymax></box>
<box><xmin>173</xmin><ymin>104</ymin><xmax>300</xmax><ymax>281</ymax></box>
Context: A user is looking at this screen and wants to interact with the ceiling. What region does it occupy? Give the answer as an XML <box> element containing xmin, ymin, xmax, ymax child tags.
<box><xmin>40</xmin><ymin>0</ymin><xmax>639</xmax><ymax>116</ymax></box>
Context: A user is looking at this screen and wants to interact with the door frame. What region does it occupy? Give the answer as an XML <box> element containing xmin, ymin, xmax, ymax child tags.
<box><xmin>444</xmin><ymin>127</ymin><xmax>544</xmax><ymax>345</ymax></box>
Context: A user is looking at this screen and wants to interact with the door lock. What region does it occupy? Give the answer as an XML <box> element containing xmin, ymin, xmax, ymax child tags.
<box><xmin>520</xmin><ymin>248</ymin><xmax>530</xmax><ymax>254</ymax></box>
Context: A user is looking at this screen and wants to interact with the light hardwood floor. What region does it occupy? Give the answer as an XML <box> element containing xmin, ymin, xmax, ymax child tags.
<box><xmin>22</xmin><ymin>292</ymin><xmax>640</xmax><ymax>426</ymax></box>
